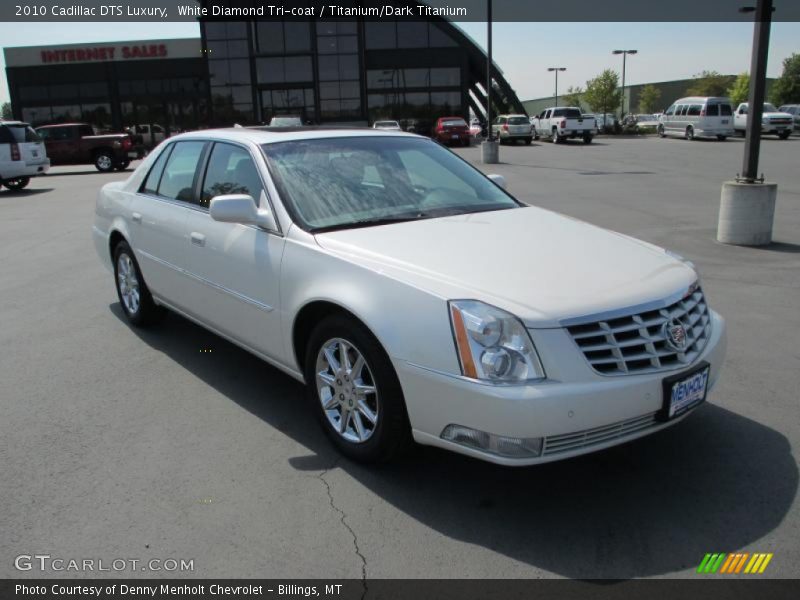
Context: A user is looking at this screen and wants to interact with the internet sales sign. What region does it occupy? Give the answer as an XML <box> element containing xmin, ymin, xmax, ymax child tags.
<box><xmin>40</xmin><ymin>44</ymin><xmax>168</xmax><ymax>64</ymax></box>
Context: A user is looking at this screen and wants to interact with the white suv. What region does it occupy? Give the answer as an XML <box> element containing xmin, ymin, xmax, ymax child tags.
<box><xmin>0</xmin><ymin>121</ymin><xmax>50</xmax><ymax>190</ymax></box>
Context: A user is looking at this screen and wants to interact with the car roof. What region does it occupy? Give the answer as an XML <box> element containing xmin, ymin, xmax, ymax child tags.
<box><xmin>168</xmin><ymin>126</ymin><xmax>421</xmax><ymax>145</ymax></box>
<box><xmin>0</xmin><ymin>120</ymin><xmax>30</xmax><ymax>126</ymax></box>
<box><xmin>36</xmin><ymin>122</ymin><xmax>88</xmax><ymax>128</ymax></box>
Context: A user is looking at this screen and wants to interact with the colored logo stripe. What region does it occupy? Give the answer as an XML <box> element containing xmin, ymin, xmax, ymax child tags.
<box><xmin>699</xmin><ymin>552</ymin><xmax>773</xmax><ymax>574</ymax></box>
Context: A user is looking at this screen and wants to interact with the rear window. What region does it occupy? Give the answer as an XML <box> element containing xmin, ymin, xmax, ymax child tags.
<box><xmin>552</xmin><ymin>109</ymin><xmax>582</xmax><ymax>118</ymax></box>
<box><xmin>720</xmin><ymin>104</ymin><xmax>733</xmax><ymax>116</ymax></box>
<box><xmin>508</xmin><ymin>117</ymin><xmax>529</xmax><ymax>125</ymax></box>
<box><xmin>705</xmin><ymin>104</ymin><xmax>719</xmax><ymax>117</ymax></box>
<box><xmin>0</xmin><ymin>124</ymin><xmax>41</xmax><ymax>143</ymax></box>
<box><xmin>442</xmin><ymin>119</ymin><xmax>467</xmax><ymax>127</ymax></box>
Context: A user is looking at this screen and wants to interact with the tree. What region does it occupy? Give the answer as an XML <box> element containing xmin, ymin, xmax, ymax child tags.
<box><xmin>638</xmin><ymin>84</ymin><xmax>661</xmax><ymax>113</ymax></box>
<box><xmin>770</xmin><ymin>53</ymin><xmax>800</xmax><ymax>106</ymax></box>
<box><xmin>562</xmin><ymin>86</ymin><xmax>583</xmax><ymax>108</ymax></box>
<box><xmin>583</xmin><ymin>70</ymin><xmax>622</xmax><ymax>118</ymax></box>
<box><xmin>728</xmin><ymin>72</ymin><xmax>750</xmax><ymax>106</ymax></box>
<box><xmin>1</xmin><ymin>101</ymin><xmax>12</xmax><ymax>120</ymax></box>
<box><xmin>685</xmin><ymin>71</ymin><xmax>735</xmax><ymax>97</ymax></box>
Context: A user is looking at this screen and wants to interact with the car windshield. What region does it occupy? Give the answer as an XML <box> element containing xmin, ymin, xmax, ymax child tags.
<box><xmin>375</xmin><ymin>121</ymin><xmax>399</xmax><ymax>128</ymax></box>
<box><xmin>270</xmin><ymin>117</ymin><xmax>302</xmax><ymax>126</ymax></box>
<box><xmin>763</xmin><ymin>103</ymin><xmax>778</xmax><ymax>112</ymax></box>
<box><xmin>508</xmin><ymin>117</ymin><xmax>529</xmax><ymax>125</ymax></box>
<box><xmin>263</xmin><ymin>136</ymin><xmax>519</xmax><ymax>232</ymax></box>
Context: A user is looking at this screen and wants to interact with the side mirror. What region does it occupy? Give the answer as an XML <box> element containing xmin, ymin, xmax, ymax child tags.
<box><xmin>487</xmin><ymin>174</ymin><xmax>507</xmax><ymax>190</ymax></box>
<box><xmin>209</xmin><ymin>193</ymin><xmax>277</xmax><ymax>231</ymax></box>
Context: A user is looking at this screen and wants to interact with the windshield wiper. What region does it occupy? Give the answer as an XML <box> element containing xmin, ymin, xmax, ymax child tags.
<box><xmin>312</xmin><ymin>214</ymin><xmax>424</xmax><ymax>233</ymax></box>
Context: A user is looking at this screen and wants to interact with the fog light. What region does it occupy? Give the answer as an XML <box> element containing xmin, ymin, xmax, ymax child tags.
<box><xmin>441</xmin><ymin>425</ymin><xmax>543</xmax><ymax>458</ymax></box>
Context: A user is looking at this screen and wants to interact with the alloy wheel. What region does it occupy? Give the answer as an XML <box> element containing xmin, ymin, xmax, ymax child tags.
<box><xmin>315</xmin><ymin>338</ymin><xmax>379</xmax><ymax>443</ymax></box>
<box><xmin>116</xmin><ymin>253</ymin><xmax>141</xmax><ymax>315</ymax></box>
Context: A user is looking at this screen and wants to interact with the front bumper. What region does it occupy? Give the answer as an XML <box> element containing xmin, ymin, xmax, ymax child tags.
<box><xmin>396</xmin><ymin>310</ymin><xmax>726</xmax><ymax>466</ymax></box>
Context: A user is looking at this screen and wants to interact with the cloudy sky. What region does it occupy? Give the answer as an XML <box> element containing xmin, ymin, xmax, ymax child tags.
<box><xmin>1</xmin><ymin>21</ymin><xmax>798</xmax><ymax>106</ymax></box>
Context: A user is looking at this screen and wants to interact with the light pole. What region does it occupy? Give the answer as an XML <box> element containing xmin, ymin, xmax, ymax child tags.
<box><xmin>612</xmin><ymin>49</ymin><xmax>638</xmax><ymax>118</ymax></box>
<box><xmin>547</xmin><ymin>67</ymin><xmax>566</xmax><ymax>106</ymax></box>
<box><xmin>482</xmin><ymin>0</ymin><xmax>499</xmax><ymax>163</ymax></box>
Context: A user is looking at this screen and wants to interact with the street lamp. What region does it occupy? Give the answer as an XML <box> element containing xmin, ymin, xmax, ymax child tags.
<box><xmin>612</xmin><ymin>49</ymin><xmax>638</xmax><ymax>118</ymax></box>
<box><xmin>547</xmin><ymin>67</ymin><xmax>566</xmax><ymax>106</ymax></box>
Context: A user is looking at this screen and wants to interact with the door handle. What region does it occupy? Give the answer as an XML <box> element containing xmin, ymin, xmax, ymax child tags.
<box><xmin>131</xmin><ymin>212</ymin><xmax>142</xmax><ymax>224</ymax></box>
<box><xmin>190</xmin><ymin>232</ymin><xmax>206</xmax><ymax>247</ymax></box>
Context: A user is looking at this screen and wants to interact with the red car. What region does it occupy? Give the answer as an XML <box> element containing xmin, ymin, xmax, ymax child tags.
<box><xmin>432</xmin><ymin>117</ymin><xmax>470</xmax><ymax>147</ymax></box>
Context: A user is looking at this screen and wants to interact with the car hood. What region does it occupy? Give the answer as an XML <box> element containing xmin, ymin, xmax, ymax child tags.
<box><xmin>314</xmin><ymin>206</ymin><xmax>697</xmax><ymax>328</ymax></box>
<box><xmin>763</xmin><ymin>111</ymin><xmax>794</xmax><ymax>119</ymax></box>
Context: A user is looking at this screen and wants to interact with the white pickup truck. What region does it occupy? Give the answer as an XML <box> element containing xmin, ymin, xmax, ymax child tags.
<box><xmin>734</xmin><ymin>102</ymin><xmax>794</xmax><ymax>139</ymax></box>
<box><xmin>532</xmin><ymin>107</ymin><xmax>598</xmax><ymax>144</ymax></box>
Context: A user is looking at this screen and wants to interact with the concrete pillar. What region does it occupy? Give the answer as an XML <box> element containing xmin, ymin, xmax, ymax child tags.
<box><xmin>717</xmin><ymin>181</ymin><xmax>777</xmax><ymax>246</ymax></box>
<box><xmin>481</xmin><ymin>140</ymin><xmax>499</xmax><ymax>164</ymax></box>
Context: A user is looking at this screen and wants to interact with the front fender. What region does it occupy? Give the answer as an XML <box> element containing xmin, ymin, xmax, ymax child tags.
<box><xmin>280</xmin><ymin>235</ymin><xmax>460</xmax><ymax>378</ymax></box>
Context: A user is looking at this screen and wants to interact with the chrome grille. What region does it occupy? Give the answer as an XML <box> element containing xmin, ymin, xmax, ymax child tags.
<box><xmin>566</xmin><ymin>288</ymin><xmax>711</xmax><ymax>376</ymax></box>
<box><xmin>543</xmin><ymin>413</ymin><xmax>658</xmax><ymax>456</ymax></box>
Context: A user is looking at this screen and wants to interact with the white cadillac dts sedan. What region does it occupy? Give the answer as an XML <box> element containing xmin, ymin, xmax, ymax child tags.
<box><xmin>93</xmin><ymin>127</ymin><xmax>726</xmax><ymax>465</ymax></box>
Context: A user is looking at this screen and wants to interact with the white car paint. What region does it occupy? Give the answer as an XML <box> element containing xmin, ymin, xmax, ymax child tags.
<box><xmin>0</xmin><ymin>121</ymin><xmax>50</xmax><ymax>186</ymax></box>
<box><xmin>93</xmin><ymin>127</ymin><xmax>726</xmax><ymax>465</ymax></box>
<box><xmin>734</xmin><ymin>102</ymin><xmax>794</xmax><ymax>138</ymax></box>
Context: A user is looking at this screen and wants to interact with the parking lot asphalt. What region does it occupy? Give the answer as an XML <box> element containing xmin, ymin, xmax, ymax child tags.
<box><xmin>1</xmin><ymin>136</ymin><xmax>798</xmax><ymax>580</ymax></box>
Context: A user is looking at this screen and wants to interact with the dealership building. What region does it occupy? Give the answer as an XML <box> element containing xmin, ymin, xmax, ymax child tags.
<box><xmin>4</xmin><ymin>17</ymin><xmax>525</xmax><ymax>135</ymax></box>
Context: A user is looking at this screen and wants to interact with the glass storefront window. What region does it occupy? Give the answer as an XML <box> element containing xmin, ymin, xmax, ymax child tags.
<box><xmin>79</xmin><ymin>82</ymin><xmax>108</xmax><ymax>99</ymax></box>
<box><xmin>21</xmin><ymin>106</ymin><xmax>52</xmax><ymax>126</ymax></box>
<box><xmin>429</xmin><ymin>23</ymin><xmax>457</xmax><ymax>47</ymax></box>
<box><xmin>397</xmin><ymin>22</ymin><xmax>428</xmax><ymax>48</ymax></box>
<box><xmin>256</xmin><ymin>57</ymin><xmax>312</xmax><ymax>84</ymax></box>
<box><xmin>430</xmin><ymin>68</ymin><xmax>460</xmax><ymax>87</ymax></box>
<box><xmin>364</xmin><ymin>22</ymin><xmax>396</xmax><ymax>49</ymax></box>
<box><xmin>81</xmin><ymin>103</ymin><xmax>113</xmax><ymax>130</ymax></box>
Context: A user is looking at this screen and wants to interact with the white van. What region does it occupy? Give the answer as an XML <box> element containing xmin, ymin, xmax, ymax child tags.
<box><xmin>658</xmin><ymin>96</ymin><xmax>734</xmax><ymax>141</ymax></box>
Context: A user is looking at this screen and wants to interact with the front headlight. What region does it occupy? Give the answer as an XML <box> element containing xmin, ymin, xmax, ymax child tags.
<box><xmin>449</xmin><ymin>300</ymin><xmax>545</xmax><ymax>383</ymax></box>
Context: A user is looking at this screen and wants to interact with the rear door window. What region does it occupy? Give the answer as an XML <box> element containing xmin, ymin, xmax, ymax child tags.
<box><xmin>141</xmin><ymin>145</ymin><xmax>174</xmax><ymax>195</ymax></box>
<box><xmin>508</xmin><ymin>116</ymin><xmax>529</xmax><ymax>125</ymax></box>
<box><xmin>3</xmin><ymin>124</ymin><xmax>42</xmax><ymax>142</ymax></box>
<box><xmin>157</xmin><ymin>141</ymin><xmax>206</xmax><ymax>203</ymax></box>
<box><xmin>720</xmin><ymin>104</ymin><xmax>733</xmax><ymax>116</ymax></box>
<box><xmin>705</xmin><ymin>104</ymin><xmax>719</xmax><ymax>116</ymax></box>
<box><xmin>200</xmin><ymin>143</ymin><xmax>265</xmax><ymax>209</ymax></box>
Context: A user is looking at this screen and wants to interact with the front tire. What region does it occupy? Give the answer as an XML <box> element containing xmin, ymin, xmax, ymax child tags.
<box><xmin>305</xmin><ymin>314</ymin><xmax>411</xmax><ymax>463</ymax></box>
<box><xmin>717</xmin><ymin>135</ymin><xmax>727</xmax><ymax>141</ymax></box>
<box><xmin>778</xmin><ymin>131</ymin><xmax>791</xmax><ymax>140</ymax></box>
<box><xmin>685</xmin><ymin>127</ymin><xmax>695</xmax><ymax>141</ymax></box>
<box><xmin>2</xmin><ymin>176</ymin><xmax>30</xmax><ymax>190</ymax></box>
<box><xmin>658</xmin><ymin>125</ymin><xmax>666</xmax><ymax>138</ymax></box>
<box><xmin>113</xmin><ymin>241</ymin><xmax>164</xmax><ymax>327</ymax></box>
<box><xmin>95</xmin><ymin>151</ymin><xmax>115</xmax><ymax>172</ymax></box>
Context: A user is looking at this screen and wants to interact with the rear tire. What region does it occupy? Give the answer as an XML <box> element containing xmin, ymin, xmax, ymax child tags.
<box><xmin>113</xmin><ymin>241</ymin><xmax>164</xmax><ymax>327</ymax></box>
<box><xmin>2</xmin><ymin>176</ymin><xmax>30</xmax><ymax>190</ymax></box>
<box><xmin>115</xmin><ymin>160</ymin><xmax>131</xmax><ymax>170</ymax></box>
<box><xmin>524</xmin><ymin>137</ymin><xmax>532</xmax><ymax>145</ymax></box>
<box><xmin>551</xmin><ymin>128</ymin><xmax>560</xmax><ymax>144</ymax></box>
<box><xmin>583</xmin><ymin>135</ymin><xmax>593</xmax><ymax>144</ymax></box>
<box><xmin>305</xmin><ymin>314</ymin><xmax>412</xmax><ymax>463</ymax></box>
<box><xmin>717</xmin><ymin>135</ymin><xmax>727</xmax><ymax>141</ymax></box>
<box><xmin>95</xmin><ymin>151</ymin><xmax>115</xmax><ymax>172</ymax></box>
<box><xmin>778</xmin><ymin>131</ymin><xmax>791</xmax><ymax>140</ymax></box>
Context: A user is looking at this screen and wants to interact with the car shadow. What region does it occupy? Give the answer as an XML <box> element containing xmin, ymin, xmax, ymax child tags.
<box><xmin>110</xmin><ymin>303</ymin><xmax>798</xmax><ymax>580</ymax></box>
<box><xmin>0</xmin><ymin>187</ymin><xmax>54</xmax><ymax>197</ymax></box>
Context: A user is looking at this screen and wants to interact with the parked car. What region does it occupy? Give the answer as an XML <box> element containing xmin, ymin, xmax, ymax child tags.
<box><xmin>93</xmin><ymin>127</ymin><xmax>726</xmax><ymax>465</ymax></box>
<box><xmin>432</xmin><ymin>116</ymin><xmax>470</xmax><ymax>146</ymax></box>
<box><xmin>734</xmin><ymin>103</ymin><xmax>794</xmax><ymax>139</ymax></box>
<box><xmin>531</xmin><ymin>107</ymin><xmax>597</xmax><ymax>144</ymax></box>
<box><xmin>36</xmin><ymin>123</ymin><xmax>136</xmax><ymax>171</ymax></box>
<box><xmin>268</xmin><ymin>115</ymin><xmax>303</xmax><ymax>127</ymax></box>
<box><xmin>778</xmin><ymin>104</ymin><xmax>800</xmax><ymax>134</ymax></box>
<box><xmin>581</xmin><ymin>113</ymin><xmax>600</xmax><ymax>130</ymax></box>
<box><xmin>492</xmin><ymin>114</ymin><xmax>533</xmax><ymax>145</ymax></box>
<box><xmin>594</xmin><ymin>113</ymin><xmax>618</xmax><ymax>131</ymax></box>
<box><xmin>469</xmin><ymin>118</ymin><xmax>484</xmax><ymax>140</ymax></box>
<box><xmin>0</xmin><ymin>120</ymin><xmax>50</xmax><ymax>190</ymax></box>
<box><xmin>372</xmin><ymin>120</ymin><xmax>402</xmax><ymax>131</ymax></box>
<box><xmin>659</xmin><ymin>97</ymin><xmax>734</xmax><ymax>141</ymax></box>
<box><xmin>132</xmin><ymin>123</ymin><xmax>167</xmax><ymax>148</ymax></box>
